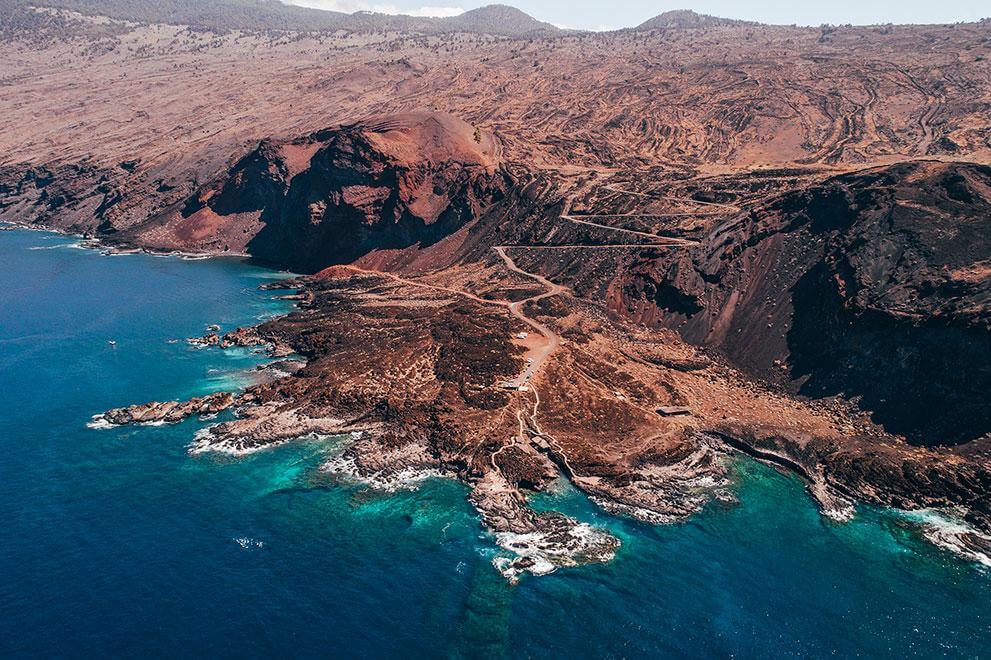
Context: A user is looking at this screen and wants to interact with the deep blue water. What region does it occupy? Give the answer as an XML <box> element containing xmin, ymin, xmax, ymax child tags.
<box><xmin>1</xmin><ymin>227</ymin><xmax>990</xmax><ymax>659</ymax></box>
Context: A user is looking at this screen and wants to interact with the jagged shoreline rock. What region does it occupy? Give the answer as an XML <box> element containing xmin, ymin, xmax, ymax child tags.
<box><xmin>91</xmin><ymin>262</ymin><xmax>991</xmax><ymax>576</ymax></box>
<box><xmin>61</xmin><ymin>109</ymin><xmax>991</xmax><ymax>575</ymax></box>
<box><xmin>96</xmin><ymin>391</ymin><xmax>237</xmax><ymax>427</ymax></box>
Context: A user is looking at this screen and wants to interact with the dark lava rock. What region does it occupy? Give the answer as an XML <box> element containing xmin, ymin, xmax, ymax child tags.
<box><xmin>619</xmin><ymin>161</ymin><xmax>991</xmax><ymax>446</ymax></box>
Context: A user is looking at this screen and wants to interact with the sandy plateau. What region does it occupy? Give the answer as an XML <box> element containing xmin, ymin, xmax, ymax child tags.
<box><xmin>4</xmin><ymin>5</ymin><xmax>991</xmax><ymax>576</ymax></box>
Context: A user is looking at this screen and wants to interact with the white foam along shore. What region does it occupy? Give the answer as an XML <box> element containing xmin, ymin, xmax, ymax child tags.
<box><xmin>26</xmin><ymin>242</ymin><xmax>89</xmax><ymax>250</ymax></box>
<box><xmin>98</xmin><ymin>395</ymin><xmax>991</xmax><ymax>576</ymax></box>
<box><xmin>188</xmin><ymin>427</ymin><xmax>353</xmax><ymax>459</ymax></box>
<box><xmin>492</xmin><ymin>517</ymin><xmax>620</xmax><ymax>582</ymax></box>
<box><xmin>86</xmin><ymin>414</ymin><xmax>119</xmax><ymax>430</ymax></box>
<box><xmin>5</xmin><ymin>220</ymin><xmax>248</xmax><ymax>260</ymax></box>
<box><xmin>899</xmin><ymin>508</ymin><xmax>991</xmax><ymax>569</ymax></box>
<box><xmin>187</xmin><ymin>425</ymin><xmax>294</xmax><ymax>457</ymax></box>
<box><xmin>184</xmin><ymin>422</ymin><xmax>618</xmax><ymax>581</ymax></box>
<box><xmin>88</xmin><ymin>413</ymin><xmax>205</xmax><ymax>430</ymax></box>
<box><xmin>320</xmin><ymin>435</ymin><xmax>449</xmax><ymax>493</ymax></box>
<box><xmin>590</xmin><ymin>496</ymin><xmax>682</xmax><ymax>525</ymax></box>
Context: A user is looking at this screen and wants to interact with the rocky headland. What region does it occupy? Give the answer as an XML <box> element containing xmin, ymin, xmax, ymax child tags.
<box><xmin>4</xmin><ymin>6</ymin><xmax>991</xmax><ymax>575</ymax></box>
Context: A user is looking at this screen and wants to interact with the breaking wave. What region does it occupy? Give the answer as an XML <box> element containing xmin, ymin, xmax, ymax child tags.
<box><xmin>900</xmin><ymin>508</ymin><xmax>991</xmax><ymax>569</ymax></box>
<box><xmin>86</xmin><ymin>415</ymin><xmax>118</xmax><ymax>430</ymax></box>
<box><xmin>492</xmin><ymin>517</ymin><xmax>620</xmax><ymax>582</ymax></box>
<box><xmin>321</xmin><ymin>450</ymin><xmax>446</xmax><ymax>493</ymax></box>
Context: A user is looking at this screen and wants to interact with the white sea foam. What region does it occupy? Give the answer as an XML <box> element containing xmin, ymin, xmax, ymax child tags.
<box><xmin>233</xmin><ymin>537</ymin><xmax>264</xmax><ymax>549</ymax></box>
<box><xmin>590</xmin><ymin>496</ymin><xmax>679</xmax><ymax>525</ymax></box>
<box><xmin>900</xmin><ymin>508</ymin><xmax>991</xmax><ymax>568</ymax></box>
<box><xmin>822</xmin><ymin>501</ymin><xmax>857</xmax><ymax>523</ymax></box>
<box><xmin>27</xmin><ymin>242</ymin><xmax>85</xmax><ymax>251</ymax></box>
<box><xmin>187</xmin><ymin>428</ymin><xmax>339</xmax><ymax>457</ymax></box>
<box><xmin>320</xmin><ymin>450</ymin><xmax>445</xmax><ymax>492</ymax></box>
<box><xmin>101</xmin><ymin>247</ymin><xmax>139</xmax><ymax>256</ymax></box>
<box><xmin>86</xmin><ymin>415</ymin><xmax>118</xmax><ymax>430</ymax></box>
<box><xmin>491</xmin><ymin>518</ymin><xmax>619</xmax><ymax>582</ymax></box>
<box><xmin>187</xmin><ymin>426</ymin><xmax>286</xmax><ymax>457</ymax></box>
<box><xmin>188</xmin><ymin>436</ymin><xmax>275</xmax><ymax>457</ymax></box>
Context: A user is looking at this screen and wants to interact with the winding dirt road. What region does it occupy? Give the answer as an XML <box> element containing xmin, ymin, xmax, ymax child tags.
<box><xmin>492</xmin><ymin>246</ymin><xmax>566</xmax><ymax>387</ymax></box>
<box><xmin>343</xmin><ymin>181</ymin><xmax>732</xmax><ymax>389</ymax></box>
<box><xmin>561</xmin><ymin>214</ymin><xmax>701</xmax><ymax>245</ymax></box>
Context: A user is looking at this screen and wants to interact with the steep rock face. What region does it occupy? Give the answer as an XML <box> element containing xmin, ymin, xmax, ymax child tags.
<box><xmin>0</xmin><ymin>162</ymin><xmax>120</xmax><ymax>234</ymax></box>
<box><xmin>156</xmin><ymin>112</ymin><xmax>507</xmax><ymax>272</ymax></box>
<box><xmin>617</xmin><ymin>161</ymin><xmax>991</xmax><ymax>446</ymax></box>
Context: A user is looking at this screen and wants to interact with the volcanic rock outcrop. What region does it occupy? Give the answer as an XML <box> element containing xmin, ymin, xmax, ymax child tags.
<box><xmin>131</xmin><ymin>112</ymin><xmax>506</xmax><ymax>272</ymax></box>
<box><xmin>617</xmin><ymin>162</ymin><xmax>991</xmax><ymax>446</ymax></box>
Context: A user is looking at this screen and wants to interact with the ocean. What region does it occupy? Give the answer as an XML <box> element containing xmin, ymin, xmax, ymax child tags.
<box><xmin>1</xmin><ymin>227</ymin><xmax>989</xmax><ymax>658</ymax></box>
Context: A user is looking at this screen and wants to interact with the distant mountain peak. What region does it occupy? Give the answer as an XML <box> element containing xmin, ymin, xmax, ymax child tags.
<box><xmin>446</xmin><ymin>4</ymin><xmax>560</xmax><ymax>36</ymax></box>
<box><xmin>635</xmin><ymin>9</ymin><xmax>753</xmax><ymax>30</ymax></box>
<box><xmin>13</xmin><ymin>0</ymin><xmax>559</xmax><ymax>36</ymax></box>
<box><xmin>464</xmin><ymin>4</ymin><xmax>531</xmax><ymax>16</ymax></box>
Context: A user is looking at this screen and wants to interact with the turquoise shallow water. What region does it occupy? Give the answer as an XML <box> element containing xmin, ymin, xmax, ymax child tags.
<box><xmin>1</xmin><ymin>228</ymin><xmax>990</xmax><ymax>658</ymax></box>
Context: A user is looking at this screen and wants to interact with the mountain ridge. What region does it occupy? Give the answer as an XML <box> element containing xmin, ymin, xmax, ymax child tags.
<box><xmin>0</xmin><ymin>0</ymin><xmax>562</xmax><ymax>35</ymax></box>
<box><xmin>634</xmin><ymin>9</ymin><xmax>755</xmax><ymax>30</ymax></box>
<box><xmin>4</xmin><ymin>1</ymin><xmax>988</xmax><ymax>36</ymax></box>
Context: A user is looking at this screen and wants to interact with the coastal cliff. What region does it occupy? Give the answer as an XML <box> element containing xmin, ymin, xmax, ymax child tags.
<box><xmin>88</xmin><ymin>119</ymin><xmax>991</xmax><ymax>574</ymax></box>
<box><xmin>112</xmin><ymin>112</ymin><xmax>508</xmax><ymax>271</ymax></box>
<box><xmin>617</xmin><ymin>162</ymin><xmax>991</xmax><ymax>447</ymax></box>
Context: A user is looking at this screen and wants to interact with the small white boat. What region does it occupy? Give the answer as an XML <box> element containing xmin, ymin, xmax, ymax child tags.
<box><xmin>108</xmin><ymin>340</ymin><xmax>117</xmax><ymax>346</ymax></box>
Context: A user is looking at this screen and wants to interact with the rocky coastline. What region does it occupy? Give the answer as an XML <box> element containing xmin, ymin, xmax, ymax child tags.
<box><xmin>89</xmin><ymin>258</ymin><xmax>991</xmax><ymax>575</ymax></box>
<box><xmin>3</xmin><ymin>32</ymin><xmax>986</xmax><ymax>574</ymax></box>
<box><xmin>66</xmin><ymin>111</ymin><xmax>991</xmax><ymax>576</ymax></box>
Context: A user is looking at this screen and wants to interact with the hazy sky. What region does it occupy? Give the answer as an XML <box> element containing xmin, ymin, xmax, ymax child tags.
<box><xmin>285</xmin><ymin>0</ymin><xmax>991</xmax><ymax>30</ymax></box>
